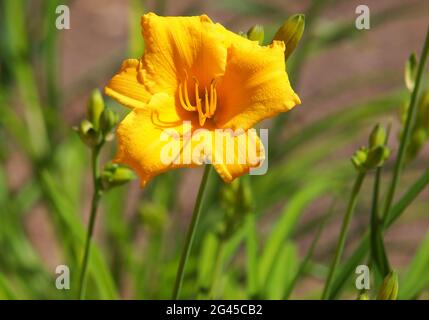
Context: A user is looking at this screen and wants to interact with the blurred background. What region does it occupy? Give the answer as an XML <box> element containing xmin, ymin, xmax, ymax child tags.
<box><xmin>0</xmin><ymin>0</ymin><xmax>429</xmax><ymax>299</ymax></box>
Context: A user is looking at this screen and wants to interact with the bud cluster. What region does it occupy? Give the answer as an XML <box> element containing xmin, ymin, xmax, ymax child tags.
<box><xmin>239</xmin><ymin>13</ymin><xmax>305</xmax><ymax>61</ymax></box>
<box><xmin>219</xmin><ymin>178</ymin><xmax>253</xmax><ymax>239</ymax></box>
<box><xmin>75</xmin><ymin>89</ymin><xmax>135</xmax><ymax>190</ymax></box>
<box><xmin>351</xmin><ymin>124</ymin><xmax>390</xmax><ymax>172</ymax></box>
<box><xmin>75</xmin><ymin>89</ymin><xmax>119</xmax><ymax>148</ymax></box>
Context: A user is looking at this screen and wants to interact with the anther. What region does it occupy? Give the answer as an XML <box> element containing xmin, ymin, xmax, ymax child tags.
<box><xmin>178</xmin><ymin>75</ymin><xmax>218</xmax><ymax>126</ymax></box>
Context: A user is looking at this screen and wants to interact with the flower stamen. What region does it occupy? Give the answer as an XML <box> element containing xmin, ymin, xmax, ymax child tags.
<box><xmin>178</xmin><ymin>76</ymin><xmax>218</xmax><ymax>126</ymax></box>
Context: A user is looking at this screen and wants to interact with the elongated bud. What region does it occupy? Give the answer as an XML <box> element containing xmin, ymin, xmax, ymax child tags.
<box><xmin>369</xmin><ymin>124</ymin><xmax>386</xmax><ymax>148</ymax></box>
<box><xmin>377</xmin><ymin>271</ymin><xmax>398</xmax><ymax>300</ymax></box>
<box><xmin>100</xmin><ymin>163</ymin><xmax>135</xmax><ymax>190</ymax></box>
<box><xmin>100</xmin><ymin>108</ymin><xmax>119</xmax><ymax>136</ymax></box>
<box><xmin>405</xmin><ymin>53</ymin><xmax>417</xmax><ymax>92</ymax></box>
<box><xmin>247</xmin><ymin>24</ymin><xmax>264</xmax><ymax>44</ymax></box>
<box><xmin>87</xmin><ymin>89</ymin><xmax>105</xmax><ymax>131</ymax></box>
<box><xmin>76</xmin><ymin>119</ymin><xmax>98</xmax><ymax>147</ymax></box>
<box><xmin>273</xmin><ymin>14</ymin><xmax>305</xmax><ymax>60</ymax></box>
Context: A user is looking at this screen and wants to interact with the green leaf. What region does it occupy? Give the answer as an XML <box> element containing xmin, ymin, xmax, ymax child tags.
<box><xmin>265</xmin><ymin>241</ymin><xmax>298</xmax><ymax>299</ymax></box>
<box><xmin>400</xmin><ymin>231</ymin><xmax>429</xmax><ymax>298</ymax></box>
<box><xmin>197</xmin><ymin>232</ymin><xmax>219</xmax><ymax>294</ymax></box>
<box><xmin>259</xmin><ymin>180</ymin><xmax>331</xmax><ymax>287</ymax></box>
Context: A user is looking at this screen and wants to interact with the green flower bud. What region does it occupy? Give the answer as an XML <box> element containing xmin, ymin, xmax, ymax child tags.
<box><xmin>247</xmin><ymin>24</ymin><xmax>264</xmax><ymax>45</ymax></box>
<box><xmin>100</xmin><ymin>108</ymin><xmax>119</xmax><ymax>136</ymax></box>
<box><xmin>369</xmin><ymin>124</ymin><xmax>386</xmax><ymax>148</ymax></box>
<box><xmin>406</xmin><ymin>128</ymin><xmax>427</xmax><ymax>162</ymax></box>
<box><xmin>365</xmin><ymin>145</ymin><xmax>390</xmax><ymax>169</ymax></box>
<box><xmin>357</xmin><ymin>292</ymin><xmax>370</xmax><ymax>300</ymax></box>
<box><xmin>87</xmin><ymin>89</ymin><xmax>105</xmax><ymax>131</ymax></box>
<box><xmin>273</xmin><ymin>14</ymin><xmax>305</xmax><ymax>60</ymax></box>
<box><xmin>100</xmin><ymin>163</ymin><xmax>135</xmax><ymax>190</ymax></box>
<box><xmin>77</xmin><ymin>119</ymin><xmax>98</xmax><ymax>147</ymax></box>
<box><xmin>404</xmin><ymin>53</ymin><xmax>417</xmax><ymax>92</ymax></box>
<box><xmin>377</xmin><ymin>271</ymin><xmax>398</xmax><ymax>300</ymax></box>
<box><xmin>351</xmin><ymin>148</ymin><xmax>368</xmax><ymax>171</ymax></box>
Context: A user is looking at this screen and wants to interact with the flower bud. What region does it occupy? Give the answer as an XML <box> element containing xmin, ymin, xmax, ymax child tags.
<box><xmin>351</xmin><ymin>148</ymin><xmax>368</xmax><ymax>171</ymax></box>
<box><xmin>273</xmin><ymin>14</ymin><xmax>305</xmax><ymax>60</ymax></box>
<box><xmin>404</xmin><ymin>53</ymin><xmax>417</xmax><ymax>92</ymax></box>
<box><xmin>406</xmin><ymin>128</ymin><xmax>427</xmax><ymax>162</ymax></box>
<box><xmin>247</xmin><ymin>24</ymin><xmax>264</xmax><ymax>45</ymax></box>
<box><xmin>377</xmin><ymin>271</ymin><xmax>398</xmax><ymax>300</ymax></box>
<box><xmin>77</xmin><ymin>119</ymin><xmax>98</xmax><ymax>147</ymax></box>
<box><xmin>369</xmin><ymin>124</ymin><xmax>386</xmax><ymax>149</ymax></box>
<box><xmin>365</xmin><ymin>145</ymin><xmax>390</xmax><ymax>169</ymax></box>
<box><xmin>100</xmin><ymin>163</ymin><xmax>135</xmax><ymax>190</ymax></box>
<box><xmin>87</xmin><ymin>89</ymin><xmax>105</xmax><ymax>131</ymax></box>
<box><xmin>100</xmin><ymin>108</ymin><xmax>119</xmax><ymax>136</ymax></box>
<box><xmin>357</xmin><ymin>292</ymin><xmax>370</xmax><ymax>300</ymax></box>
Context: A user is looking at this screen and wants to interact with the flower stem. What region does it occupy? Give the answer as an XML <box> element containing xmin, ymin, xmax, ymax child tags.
<box><xmin>78</xmin><ymin>145</ymin><xmax>103</xmax><ymax>299</ymax></box>
<box><xmin>172</xmin><ymin>165</ymin><xmax>212</xmax><ymax>299</ymax></box>
<box><xmin>322</xmin><ymin>172</ymin><xmax>365</xmax><ymax>299</ymax></box>
<box><xmin>370</xmin><ymin>167</ymin><xmax>390</xmax><ymax>278</ymax></box>
<box><xmin>382</xmin><ymin>26</ymin><xmax>429</xmax><ymax>221</ymax></box>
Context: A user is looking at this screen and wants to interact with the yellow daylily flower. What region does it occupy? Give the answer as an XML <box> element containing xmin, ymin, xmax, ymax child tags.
<box><xmin>105</xmin><ymin>13</ymin><xmax>301</xmax><ymax>187</ymax></box>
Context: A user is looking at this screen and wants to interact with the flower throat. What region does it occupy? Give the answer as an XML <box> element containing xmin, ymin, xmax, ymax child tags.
<box><xmin>179</xmin><ymin>75</ymin><xmax>218</xmax><ymax>126</ymax></box>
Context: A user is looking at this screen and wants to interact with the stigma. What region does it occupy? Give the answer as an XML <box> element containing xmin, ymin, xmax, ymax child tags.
<box><xmin>179</xmin><ymin>76</ymin><xmax>217</xmax><ymax>126</ymax></box>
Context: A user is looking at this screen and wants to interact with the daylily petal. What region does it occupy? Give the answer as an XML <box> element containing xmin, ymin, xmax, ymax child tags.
<box><xmin>114</xmin><ymin>93</ymin><xmax>202</xmax><ymax>187</ymax></box>
<box><xmin>140</xmin><ymin>13</ymin><xmax>228</xmax><ymax>96</ymax></box>
<box><xmin>105</xmin><ymin>59</ymin><xmax>152</xmax><ymax>109</ymax></box>
<box><xmin>215</xmin><ymin>40</ymin><xmax>301</xmax><ymax>131</ymax></box>
<box><xmin>209</xmin><ymin>129</ymin><xmax>265</xmax><ymax>183</ymax></box>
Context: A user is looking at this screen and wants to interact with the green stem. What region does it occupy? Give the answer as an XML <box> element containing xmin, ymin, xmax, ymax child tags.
<box><xmin>78</xmin><ymin>145</ymin><xmax>103</xmax><ymax>299</ymax></box>
<box><xmin>172</xmin><ymin>165</ymin><xmax>212</xmax><ymax>299</ymax></box>
<box><xmin>322</xmin><ymin>172</ymin><xmax>365</xmax><ymax>299</ymax></box>
<box><xmin>382</xmin><ymin>26</ymin><xmax>429</xmax><ymax>221</ymax></box>
<box><xmin>370</xmin><ymin>167</ymin><xmax>390</xmax><ymax>277</ymax></box>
